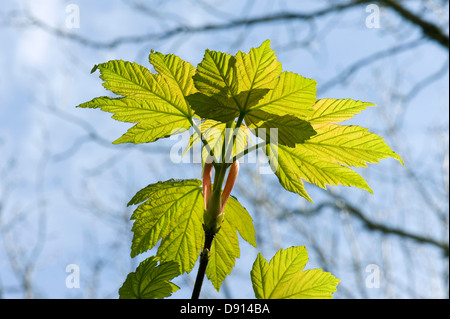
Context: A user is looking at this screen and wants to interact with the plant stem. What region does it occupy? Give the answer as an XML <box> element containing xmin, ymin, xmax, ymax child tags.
<box><xmin>232</xmin><ymin>141</ymin><xmax>266</xmax><ymax>163</ymax></box>
<box><xmin>192</xmin><ymin>162</ymin><xmax>228</xmax><ymax>299</ymax></box>
<box><xmin>190</xmin><ymin>118</ymin><xmax>216</xmax><ymax>163</ymax></box>
<box><xmin>191</xmin><ymin>231</ymin><xmax>215</xmax><ymax>299</ymax></box>
<box><xmin>224</xmin><ymin>113</ymin><xmax>245</xmax><ymax>163</ymax></box>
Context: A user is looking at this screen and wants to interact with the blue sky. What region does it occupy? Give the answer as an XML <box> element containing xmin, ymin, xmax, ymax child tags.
<box><xmin>0</xmin><ymin>0</ymin><xmax>448</xmax><ymax>299</ymax></box>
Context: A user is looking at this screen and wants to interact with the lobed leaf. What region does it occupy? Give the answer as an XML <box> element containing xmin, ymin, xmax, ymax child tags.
<box><xmin>248</xmin><ymin>71</ymin><xmax>317</xmax><ymax>119</ymax></box>
<box><xmin>206</xmin><ymin>195</ymin><xmax>256</xmax><ymax>291</ymax></box>
<box><xmin>128</xmin><ymin>179</ymin><xmax>256</xmax><ymax>290</ymax></box>
<box><xmin>265</xmin><ymin>143</ymin><xmax>373</xmax><ymax>202</ymax></box>
<box><xmin>302</xmin><ymin>124</ymin><xmax>403</xmax><ymax>167</ymax></box>
<box><xmin>245</xmin><ymin>110</ymin><xmax>316</xmax><ymax>147</ymax></box>
<box><xmin>308</xmin><ymin>98</ymin><xmax>375</xmax><ymax>125</ymax></box>
<box><xmin>251</xmin><ymin>246</ymin><xmax>340</xmax><ymax>299</ymax></box>
<box><xmin>235</xmin><ymin>39</ymin><xmax>282</xmax><ymax>111</ymax></box>
<box><xmin>77</xmin><ymin>54</ymin><xmax>196</xmax><ymax>144</ymax></box>
<box><xmin>128</xmin><ymin>179</ymin><xmax>204</xmax><ymax>273</ymax></box>
<box><xmin>118</xmin><ymin>256</ymin><xmax>180</xmax><ymax>299</ymax></box>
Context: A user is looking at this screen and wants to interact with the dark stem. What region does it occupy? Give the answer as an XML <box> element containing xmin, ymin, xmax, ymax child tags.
<box><xmin>191</xmin><ymin>231</ymin><xmax>216</xmax><ymax>299</ymax></box>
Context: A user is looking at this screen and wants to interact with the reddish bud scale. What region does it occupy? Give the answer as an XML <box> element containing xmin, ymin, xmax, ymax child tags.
<box><xmin>220</xmin><ymin>161</ymin><xmax>239</xmax><ymax>213</ymax></box>
<box><xmin>202</xmin><ymin>162</ymin><xmax>213</xmax><ymax>209</ymax></box>
<box><xmin>202</xmin><ymin>161</ymin><xmax>240</xmax><ymax>234</ymax></box>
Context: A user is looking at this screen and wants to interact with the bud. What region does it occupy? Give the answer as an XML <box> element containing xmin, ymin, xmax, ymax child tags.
<box><xmin>220</xmin><ymin>161</ymin><xmax>239</xmax><ymax>213</ymax></box>
<box><xmin>202</xmin><ymin>161</ymin><xmax>239</xmax><ymax>234</ymax></box>
<box><xmin>202</xmin><ymin>162</ymin><xmax>213</xmax><ymax>209</ymax></box>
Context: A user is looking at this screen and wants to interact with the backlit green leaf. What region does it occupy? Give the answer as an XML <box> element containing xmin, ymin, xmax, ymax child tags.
<box><xmin>128</xmin><ymin>178</ymin><xmax>256</xmax><ymax>288</ymax></box>
<box><xmin>77</xmin><ymin>55</ymin><xmax>195</xmax><ymax>144</ymax></box>
<box><xmin>206</xmin><ymin>195</ymin><xmax>256</xmax><ymax>291</ymax></box>
<box><xmin>262</xmin><ymin>96</ymin><xmax>403</xmax><ymax>201</ymax></box>
<box><xmin>302</xmin><ymin>124</ymin><xmax>403</xmax><ymax>167</ymax></box>
<box><xmin>118</xmin><ymin>256</ymin><xmax>180</xmax><ymax>299</ymax></box>
<box><xmin>128</xmin><ymin>179</ymin><xmax>204</xmax><ymax>273</ymax></box>
<box><xmin>245</xmin><ymin>110</ymin><xmax>316</xmax><ymax>147</ymax></box>
<box><xmin>265</xmin><ymin>142</ymin><xmax>373</xmax><ymax>202</ymax></box>
<box><xmin>248</xmin><ymin>71</ymin><xmax>316</xmax><ymax>119</ymax></box>
<box><xmin>193</xmin><ymin>49</ymin><xmax>241</xmax><ymax>109</ymax></box>
<box><xmin>235</xmin><ymin>39</ymin><xmax>282</xmax><ymax>111</ymax></box>
<box><xmin>308</xmin><ymin>98</ymin><xmax>375</xmax><ymax>125</ymax></box>
<box><xmin>251</xmin><ymin>246</ymin><xmax>340</xmax><ymax>299</ymax></box>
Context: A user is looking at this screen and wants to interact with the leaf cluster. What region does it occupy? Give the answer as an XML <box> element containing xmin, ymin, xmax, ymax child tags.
<box><xmin>77</xmin><ymin>40</ymin><xmax>402</xmax><ymax>299</ymax></box>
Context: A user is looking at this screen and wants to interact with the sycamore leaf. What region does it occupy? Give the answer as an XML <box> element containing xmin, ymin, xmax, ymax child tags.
<box><xmin>308</xmin><ymin>98</ymin><xmax>375</xmax><ymax>125</ymax></box>
<box><xmin>128</xmin><ymin>179</ymin><xmax>256</xmax><ymax>289</ymax></box>
<box><xmin>265</xmin><ymin>143</ymin><xmax>372</xmax><ymax>202</ymax></box>
<box><xmin>128</xmin><ymin>179</ymin><xmax>204</xmax><ymax>274</ymax></box>
<box><xmin>245</xmin><ymin>110</ymin><xmax>316</xmax><ymax>147</ymax></box>
<box><xmin>118</xmin><ymin>256</ymin><xmax>180</xmax><ymax>299</ymax></box>
<box><xmin>251</xmin><ymin>246</ymin><xmax>340</xmax><ymax>299</ymax></box>
<box><xmin>302</xmin><ymin>124</ymin><xmax>404</xmax><ymax>167</ymax></box>
<box><xmin>262</xmin><ymin>97</ymin><xmax>403</xmax><ymax>201</ymax></box>
<box><xmin>77</xmin><ymin>54</ymin><xmax>195</xmax><ymax>144</ymax></box>
<box><xmin>193</xmin><ymin>49</ymin><xmax>241</xmax><ymax>109</ymax></box>
<box><xmin>248</xmin><ymin>71</ymin><xmax>317</xmax><ymax>119</ymax></box>
<box><xmin>190</xmin><ymin>40</ymin><xmax>282</xmax><ymax>122</ymax></box>
<box><xmin>77</xmin><ymin>96</ymin><xmax>191</xmax><ymax>144</ymax></box>
<box><xmin>149</xmin><ymin>51</ymin><xmax>197</xmax><ymax>96</ymax></box>
<box><xmin>206</xmin><ymin>195</ymin><xmax>256</xmax><ymax>291</ymax></box>
<box><xmin>235</xmin><ymin>39</ymin><xmax>282</xmax><ymax>111</ymax></box>
<box><xmin>239</xmin><ymin>72</ymin><xmax>317</xmax><ymax>147</ymax></box>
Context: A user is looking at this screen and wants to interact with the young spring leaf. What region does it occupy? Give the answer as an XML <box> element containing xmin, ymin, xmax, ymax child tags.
<box><xmin>193</xmin><ymin>49</ymin><xmax>241</xmax><ymax>112</ymax></box>
<box><xmin>118</xmin><ymin>256</ymin><xmax>180</xmax><ymax>299</ymax></box>
<box><xmin>128</xmin><ymin>179</ymin><xmax>204</xmax><ymax>274</ymax></box>
<box><xmin>244</xmin><ymin>110</ymin><xmax>316</xmax><ymax>147</ymax></box>
<box><xmin>245</xmin><ymin>71</ymin><xmax>316</xmax><ymax>119</ymax></box>
<box><xmin>264</xmin><ymin>97</ymin><xmax>403</xmax><ymax>201</ymax></box>
<box><xmin>234</xmin><ymin>39</ymin><xmax>282</xmax><ymax>112</ymax></box>
<box><xmin>189</xmin><ymin>41</ymin><xmax>317</xmax><ymax>146</ymax></box>
<box><xmin>206</xmin><ymin>195</ymin><xmax>256</xmax><ymax>291</ymax></box>
<box><xmin>307</xmin><ymin>98</ymin><xmax>375</xmax><ymax>125</ymax></box>
<box><xmin>265</xmin><ymin>142</ymin><xmax>373</xmax><ymax>203</ymax></box>
<box><xmin>128</xmin><ymin>179</ymin><xmax>256</xmax><ymax>290</ymax></box>
<box><xmin>77</xmin><ymin>53</ymin><xmax>196</xmax><ymax>144</ymax></box>
<box><xmin>251</xmin><ymin>246</ymin><xmax>340</xmax><ymax>299</ymax></box>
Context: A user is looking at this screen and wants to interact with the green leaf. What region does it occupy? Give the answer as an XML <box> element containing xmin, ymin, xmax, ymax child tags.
<box><xmin>302</xmin><ymin>124</ymin><xmax>404</xmax><ymax>167</ymax></box>
<box><xmin>206</xmin><ymin>195</ymin><xmax>256</xmax><ymax>291</ymax></box>
<box><xmin>128</xmin><ymin>179</ymin><xmax>257</xmax><ymax>290</ymax></box>
<box><xmin>307</xmin><ymin>98</ymin><xmax>375</xmax><ymax>125</ymax></box>
<box><xmin>248</xmin><ymin>71</ymin><xmax>317</xmax><ymax>119</ymax></box>
<box><xmin>77</xmin><ymin>56</ymin><xmax>196</xmax><ymax>144</ymax></box>
<box><xmin>262</xmin><ymin>97</ymin><xmax>403</xmax><ymax>201</ymax></box>
<box><xmin>265</xmin><ymin>143</ymin><xmax>373</xmax><ymax>202</ymax></box>
<box><xmin>245</xmin><ymin>110</ymin><xmax>317</xmax><ymax>147</ymax></box>
<box><xmin>149</xmin><ymin>51</ymin><xmax>197</xmax><ymax>96</ymax></box>
<box><xmin>77</xmin><ymin>96</ymin><xmax>191</xmax><ymax>144</ymax></box>
<box><xmin>251</xmin><ymin>246</ymin><xmax>340</xmax><ymax>299</ymax></box>
<box><xmin>235</xmin><ymin>39</ymin><xmax>282</xmax><ymax>111</ymax></box>
<box><xmin>194</xmin><ymin>49</ymin><xmax>241</xmax><ymax>108</ymax></box>
<box><xmin>118</xmin><ymin>256</ymin><xmax>180</xmax><ymax>299</ymax></box>
<box><xmin>190</xmin><ymin>41</ymin><xmax>281</xmax><ymax>122</ymax></box>
<box><xmin>128</xmin><ymin>179</ymin><xmax>204</xmax><ymax>274</ymax></box>
<box><xmin>224</xmin><ymin>195</ymin><xmax>257</xmax><ymax>247</ymax></box>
